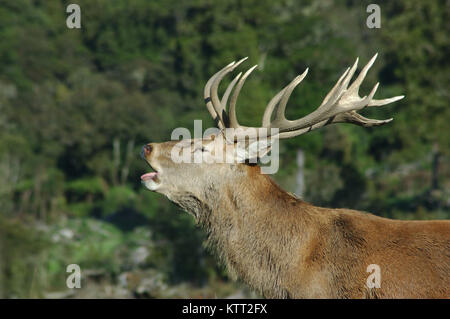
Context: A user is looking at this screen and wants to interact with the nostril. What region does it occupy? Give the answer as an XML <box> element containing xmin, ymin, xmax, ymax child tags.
<box><xmin>141</xmin><ymin>144</ymin><xmax>153</xmax><ymax>159</ymax></box>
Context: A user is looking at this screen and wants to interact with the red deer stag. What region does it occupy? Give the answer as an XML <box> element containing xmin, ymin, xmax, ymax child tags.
<box><xmin>140</xmin><ymin>55</ymin><xmax>450</xmax><ymax>298</ymax></box>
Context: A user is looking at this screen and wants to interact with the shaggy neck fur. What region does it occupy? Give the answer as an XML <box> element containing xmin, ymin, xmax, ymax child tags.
<box><xmin>171</xmin><ymin>164</ymin><xmax>315</xmax><ymax>298</ymax></box>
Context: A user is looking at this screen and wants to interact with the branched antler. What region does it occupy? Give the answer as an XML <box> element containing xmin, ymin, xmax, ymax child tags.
<box><xmin>204</xmin><ymin>54</ymin><xmax>404</xmax><ymax>140</ymax></box>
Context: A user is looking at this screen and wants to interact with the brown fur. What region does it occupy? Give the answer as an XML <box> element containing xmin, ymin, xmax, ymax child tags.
<box><xmin>143</xmin><ymin>142</ymin><xmax>450</xmax><ymax>299</ymax></box>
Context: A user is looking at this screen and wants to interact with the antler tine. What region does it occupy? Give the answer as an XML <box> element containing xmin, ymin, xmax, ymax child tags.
<box><xmin>272</xmin><ymin>69</ymin><xmax>308</xmax><ymax>126</ymax></box>
<box><xmin>369</xmin><ymin>95</ymin><xmax>405</xmax><ymax>106</ymax></box>
<box><xmin>320</xmin><ymin>58</ymin><xmax>358</xmax><ymax>110</ymax></box>
<box><xmin>221</xmin><ymin>72</ymin><xmax>242</xmax><ymax>108</ymax></box>
<box><xmin>321</xmin><ymin>67</ymin><xmax>350</xmax><ymax>106</ymax></box>
<box><xmin>204</xmin><ymin>61</ymin><xmax>235</xmax><ymax>129</ymax></box>
<box><xmin>346</xmin><ymin>53</ymin><xmax>377</xmax><ymax>96</ymax></box>
<box><xmin>229</xmin><ymin>64</ymin><xmax>258</xmax><ymax>128</ymax></box>
<box><xmin>262</xmin><ymin>87</ymin><xmax>287</xmax><ymax>127</ymax></box>
<box><xmin>339</xmin><ymin>58</ymin><xmax>359</xmax><ymax>96</ymax></box>
<box><xmin>262</xmin><ymin>70</ymin><xmax>313</xmax><ymax>128</ymax></box>
<box><xmin>333</xmin><ymin>110</ymin><xmax>393</xmax><ymax>127</ymax></box>
<box><xmin>210</xmin><ymin>57</ymin><xmax>248</xmax><ymax>127</ymax></box>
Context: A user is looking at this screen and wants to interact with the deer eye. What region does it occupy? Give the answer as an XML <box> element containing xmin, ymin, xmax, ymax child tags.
<box><xmin>192</xmin><ymin>145</ymin><xmax>207</xmax><ymax>153</ymax></box>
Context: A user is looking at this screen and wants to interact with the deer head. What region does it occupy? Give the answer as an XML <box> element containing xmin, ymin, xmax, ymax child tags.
<box><xmin>140</xmin><ymin>55</ymin><xmax>403</xmax><ymax>210</ymax></box>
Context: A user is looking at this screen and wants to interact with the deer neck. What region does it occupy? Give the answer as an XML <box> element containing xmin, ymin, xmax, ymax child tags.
<box><xmin>169</xmin><ymin>164</ymin><xmax>315</xmax><ymax>298</ymax></box>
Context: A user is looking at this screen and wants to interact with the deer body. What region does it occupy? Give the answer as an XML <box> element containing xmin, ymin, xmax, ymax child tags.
<box><xmin>168</xmin><ymin>164</ymin><xmax>449</xmax><ymax>298</ymax></box>
<box><xmin>141</xmin><ymin>56</ymin><xmax>450</xmax><ymax>298</ymax></box>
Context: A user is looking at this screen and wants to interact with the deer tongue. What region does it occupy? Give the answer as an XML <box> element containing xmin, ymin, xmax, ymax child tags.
<box><xmin>141</xmin><ymin>172</ymin><xmax>158</xmax><ymax>181</ymax></box>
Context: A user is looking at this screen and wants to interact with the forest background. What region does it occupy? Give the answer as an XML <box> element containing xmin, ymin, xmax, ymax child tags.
<box><xmin>0</xmin><ymin>0</ymin><xmax>448</xmax><ymax>298</ymax></box>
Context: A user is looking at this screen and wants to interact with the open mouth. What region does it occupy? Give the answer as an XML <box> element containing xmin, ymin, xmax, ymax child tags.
<box><xmin>140</xmin><ymin>163</ymin><xmax>161</xmax><ymax>190</ymax></box>
<box><xmin>140</xmin><ymin>171</ymin><xmax>158</xmax><ymax>182</ymax></box>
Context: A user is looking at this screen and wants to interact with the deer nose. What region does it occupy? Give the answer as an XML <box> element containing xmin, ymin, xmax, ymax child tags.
<box><xmin>140</xmin><ymin>144</ymin><xmax>153</xmax><ymax>159</ymax></box>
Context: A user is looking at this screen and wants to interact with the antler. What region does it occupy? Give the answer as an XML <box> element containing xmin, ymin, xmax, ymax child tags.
<box><xmin>204</xmin><ymin>54</ymin><xmax>404</xmax><ymax>140</ymax></box>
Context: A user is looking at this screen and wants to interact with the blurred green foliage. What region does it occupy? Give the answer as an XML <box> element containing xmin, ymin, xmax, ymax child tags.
<box><xmin>0</xmin><ymin>0</ymin><xmax>448</xmax><ymax>298</ymax></box>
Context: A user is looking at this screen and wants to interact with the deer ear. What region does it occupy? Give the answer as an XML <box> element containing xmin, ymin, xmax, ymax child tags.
<box><xmin>235</xmin><ymin>139</ymin><xmax>272</xmax><ymax>163</ymax></box>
